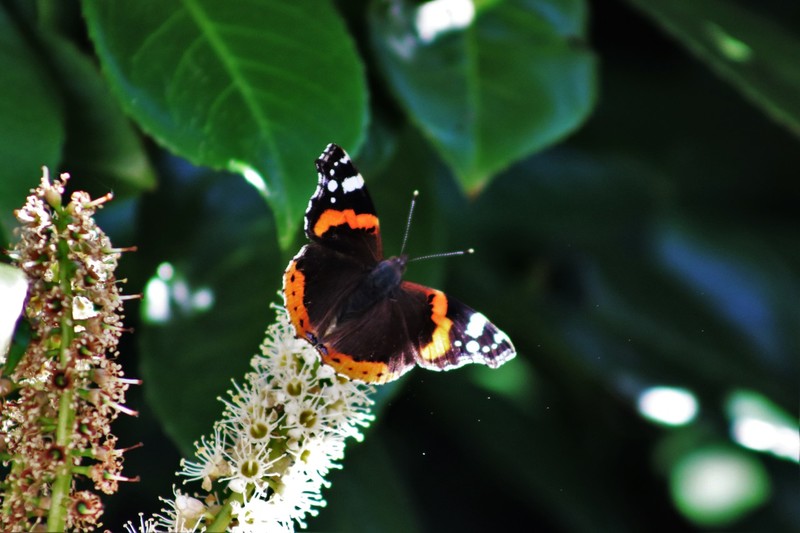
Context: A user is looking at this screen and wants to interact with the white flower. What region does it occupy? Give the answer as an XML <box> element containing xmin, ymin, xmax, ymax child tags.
<box><xmin>232</xmin><ymin>486</ymin><xmax>294</xmax><ymax>533</ymax></box>
<box><xmin>72</xmin><ymin>295</ymin><xmax>99</xmax><ymax>319</ymax></box>
<box><xmin>149</xmin><ymin>306</ymin><xmax>375</xmax><ymax>532</ymax></box>
<box><xmin>124</xmin><ymin>514</ymin><xmax>160</xmax><ymax>533</ymax></box>
<box><xmin>175</xmin><ymin>494</ymin><xmax>206</xmax><ymax>527</ymax></box>
<box><xmin>180</xmin><ymin>424</ymin><xmax>230</xmax><ymax>492</ymax></box>
<box><xmin>132</xmin><ymin>487</ymin><xmax>205</xmax><ymax>533</ymax></box>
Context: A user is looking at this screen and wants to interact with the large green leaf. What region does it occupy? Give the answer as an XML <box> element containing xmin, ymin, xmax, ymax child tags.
<box><xmin>82</xmin><ymin>0</ymin><xmax>368</xmax><ymax>248</ymax></box>
<box><xmin>43</xmin><ymin>34</ymin><xmax>156</xmax><ymax>196</ymax></box>
<box><xmin>0</xmin><ymin>6</ymin><xmax>64</xmax><ymax>240</ymax></box>
<box><xmin>370</xmin><ymin>0</ymin><xmax>596</xmax><ymax>192</ymax></box>
<box><xmin>625</xmin><ymin>0</ymin><xmax>800</xmax><ymax>137</ymax></box>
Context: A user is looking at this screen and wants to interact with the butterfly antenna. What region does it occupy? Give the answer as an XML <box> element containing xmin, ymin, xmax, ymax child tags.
<box><xmin>409</xmin><ymin>248</ymin><xmax>475</xmax><ymax>263</ymax></box>
<box><xmin>399</xmin><ymin>190</ymin><xmax>419</xmax><ymax>256</ymax></box>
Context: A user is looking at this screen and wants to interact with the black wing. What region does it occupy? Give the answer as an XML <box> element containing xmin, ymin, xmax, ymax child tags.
<box><xmin>304</xmin><ymin>143</ymin><xmax>382</xmax><ymax>264</ymax></box>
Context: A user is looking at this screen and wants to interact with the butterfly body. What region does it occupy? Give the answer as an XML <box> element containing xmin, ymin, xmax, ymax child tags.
<box><xmin>339</xmin><ymin>255</ymin><xmax>407</xmax><ymax>322</ymax></box>
<box><xmin>283</xmin><ymin>144</ymin><xmax>515</xmax><ymax>384</ymax></box>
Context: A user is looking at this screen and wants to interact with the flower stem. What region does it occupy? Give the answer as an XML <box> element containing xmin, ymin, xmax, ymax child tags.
<box><xmin>206</xmin><ymin>494</ymin><xmax>239</xmax><ymax>532</ymax></box>
<box><xmin>47</xmin><ymin>208</ymin><xmax>77</xmax><ymax>531</ymax></box>
<box><xmin>47</xmin><ymin>389</ymin><xmax>74</xmax><ymax>530</ymax></box>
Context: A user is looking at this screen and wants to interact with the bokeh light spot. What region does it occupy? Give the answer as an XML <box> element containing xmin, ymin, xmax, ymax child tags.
<box><xmin>670</xmin><ymin>447</ymin><xmax>769</xmax><ymax>527</ymax></box>
<box><xmin>727</xmin><ymin>389</ymin><xmax>799</xmax><ymax>463</ymax></box>
<box><xmin>637</xmin><ymin>386</ymin><xmax>698</xmax><ymax>426</ymax></box>
<box><xmin>416</xmin><ymin>0</ymin><xmax>475</xmax><ymax>43</ymax></box>
<box><xmin>143</xmin><ymin>262</ymin><xmax>216</xmax><ymax>323</ymax></box>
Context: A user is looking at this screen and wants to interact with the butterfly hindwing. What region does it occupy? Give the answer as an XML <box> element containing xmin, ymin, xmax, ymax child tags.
<box><xmin>400</xmin><ymin>282</ymin><xmax>516</xmax><ymax>372</ymax></box>
<box><xmin>316</xmin><ymin>296</ymin><xmax>420</xmax><ymax>383</ymax></box>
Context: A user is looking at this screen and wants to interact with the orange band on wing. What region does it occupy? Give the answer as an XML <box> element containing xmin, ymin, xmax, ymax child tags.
<box><xmin>283</xmin><ymin>260</ymin><xmax>312</xmax><ymax>340</ymax></box>
<box><xmin>313</xmin><ymin>209</ymin><xmax>379</xmax><ymax>238</ymax></box>
<box><xmin>419</xmin><ymin>290</ymin><xmax>452</xmax><ymax>362</ymax></box>
<box><xmin>322</xmin><ymin>349</ymin><xmax>397</xmax><ymax>384</ymax></box>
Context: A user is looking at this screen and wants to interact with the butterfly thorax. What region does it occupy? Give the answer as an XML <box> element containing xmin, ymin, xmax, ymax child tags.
<box><xmin>338</xmin><ymin>255</ymin><xmax>407</xmax><ymax>322</ymax></box>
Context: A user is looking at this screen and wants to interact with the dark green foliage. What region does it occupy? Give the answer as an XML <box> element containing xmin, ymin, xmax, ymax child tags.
<box><xmin>1</xmin><ymin>0</ymin><xmax>797</xmax><ymax>530</ymax></box>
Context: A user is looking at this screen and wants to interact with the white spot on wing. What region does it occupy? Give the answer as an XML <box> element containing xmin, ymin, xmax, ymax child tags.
<box><xmin>342</xmin><ymin>174</ymin><xmax>365</xmax><ymax>193</ymax></box>
<box><xmin>465</xmin><ymin>312</ymin><xmax>488</xmax><ymax>338</ymax></box>
<box><xmin>327</xmin><ymin>180</ymin><xmax>338</xmax><ymax>192</ymax></box>
<box><xmin>466</xmin><ymin>340</ymin><xmax>480</xmax><ymax>353</ymax></box>
<box><xmin>494</xmin><ymin>331</ymin><xmax>509</xmax><ymax>344</ymax></box>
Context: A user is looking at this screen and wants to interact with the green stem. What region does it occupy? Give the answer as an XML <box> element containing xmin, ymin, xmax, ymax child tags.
<box><xmin>47</xmin><ymin>388</ymin><xmax>75</xmax><ymax>530</ymax></box>
<box><xmin>46</xmin><ymin>210</ymin><xmax>77</xmax><ymax>532</ymax></box>
<box><xmin>206</xmin><ymin>494</ymin><xmax>240</xmax><ymax>532</ymax></box>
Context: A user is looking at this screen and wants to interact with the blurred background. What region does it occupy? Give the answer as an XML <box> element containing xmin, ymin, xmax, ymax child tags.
<box><xmin>1</xmin><ymin>0</ymin><xmax>798</xmax><ymax>531</ymax></box>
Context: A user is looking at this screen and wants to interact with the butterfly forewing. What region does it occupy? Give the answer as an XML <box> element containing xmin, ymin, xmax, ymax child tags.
<box><xmin>304</xmin><ymin>143</ymin><xmax>382</xmax><ymax>263</ymax></box>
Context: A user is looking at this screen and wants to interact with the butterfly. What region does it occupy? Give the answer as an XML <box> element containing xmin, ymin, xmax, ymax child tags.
<box><xmin>283</xmin><ymin>144</ymin><xmax>515</xmax><ymax>383</ymax></box>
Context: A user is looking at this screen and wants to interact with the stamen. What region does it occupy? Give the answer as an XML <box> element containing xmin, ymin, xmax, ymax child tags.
<box><xmin>88</xmin><ymin>192</ymin><xmax>114</xmax><ymax>208</ymax></box>
<box><xmin>104</xmin><ymin>246</ymin><xmax>138</xmax><ymax>254</ymax></box>
<box><xmin>109</xmin><ymin>402</ymin><xmax>139</xmax><ymax>417</ymax></box>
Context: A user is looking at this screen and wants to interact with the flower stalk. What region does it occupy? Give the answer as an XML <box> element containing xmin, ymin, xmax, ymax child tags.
<box><xmin>0</xmin><ymin>169</ymin><xmax>139</xmax><ymax>531</ymax></box>
<box><xmin>135</xmin><ymin>306</ymin><xmax>375</xmax><ymax>532</ymax></box>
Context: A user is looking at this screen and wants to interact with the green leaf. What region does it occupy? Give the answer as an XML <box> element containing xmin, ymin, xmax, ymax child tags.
<box><xmin>0</xmin><ymin>6</ymin><xmax>64</xmax><ymax>238</ymax></box>
<box><xmin>42</xmin><ymin>34</ymin><xmax>156</xmax><ymax>196</ymax></box>
<box><xmin>137</xmin><ymin>166</ymin><xmax>283</xmax><ymax>453</ymax></box>
<box><xmin>370</xmin><ymin>0</ymin><xmax>596</xmax><ymax>192</ymax></box>
<box><xmin>624</xmin><ymin>0</ymin><xmax>800</xmax><ymax>137</ymax></box>
<box><xmin>82</xmin><ymin>0</ymin><xmax>368</xmax><ymax>248</ymax></box>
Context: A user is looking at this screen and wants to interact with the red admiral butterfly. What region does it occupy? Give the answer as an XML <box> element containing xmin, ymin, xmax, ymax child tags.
<box><xmin>283</xmin><ymin>144</ymin><xmax>516</xmax><ymax>383</ymax></box>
